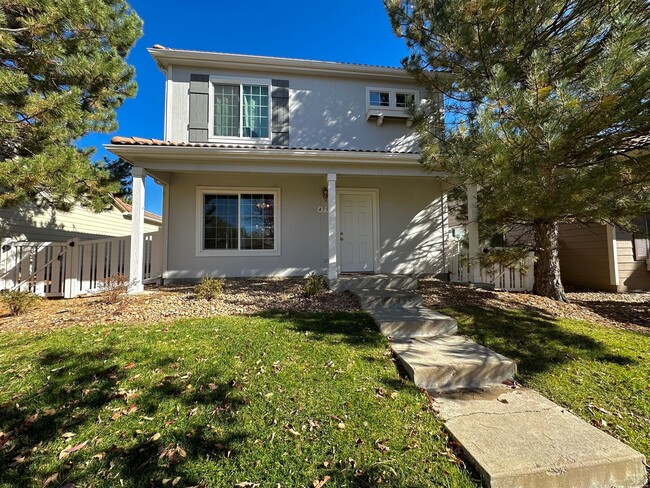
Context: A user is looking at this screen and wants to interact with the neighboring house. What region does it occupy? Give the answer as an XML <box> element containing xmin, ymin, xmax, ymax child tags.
<box><xmin>558</xmin><ymin>139</ymin><xmax>650</xmax><ymax>292</ymax></box>
<box><xmin>106</xmin><ymin>46</ymin><xmax>447</xmax><ymax>291</ymax></box>
<box><xmin>559</xmin><ymin>217</ymin><xmax>650</xmax><ymax>292</ymax></box>
<box><xmin>0</xmin><ymin>197</ymin><xmax>161</xmax><ymax>243</ymax></box>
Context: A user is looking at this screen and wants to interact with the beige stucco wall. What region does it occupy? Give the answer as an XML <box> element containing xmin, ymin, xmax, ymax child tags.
<box><xmin>0</xmin><ymin>203</ymin><xmax>160</xmax><ymax>242</ymax></box>
<box><xmin>165</xmin><ymin>173</ymin><xmax>447</xmax><ymax>280</ymax></box>
<box><xmin>168</xmin><ymin>65</ymin><xmax>435</xmax><ymax>152</ymax></box>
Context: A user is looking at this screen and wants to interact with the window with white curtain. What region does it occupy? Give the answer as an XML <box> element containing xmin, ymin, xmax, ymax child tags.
<box><xmin>211</xmin><ymin>77</ymin><xmax>270</xmax><ymax>140</ymax></box>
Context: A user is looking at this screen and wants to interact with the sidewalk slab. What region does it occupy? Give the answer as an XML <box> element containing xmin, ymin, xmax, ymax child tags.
<box><xmin>434</xmin><ymin>388</ymin><xmax>648</xmax><ymax>488</ymax></box>
<box><xmin>367</xmin><ymin>306</ymin><xmax>457</xmax><ymax>338</ymax></box>
<box><xmin>390</xmin><ymin>336</ymin><xmax>516</xmax><ymax>391</ymax></box>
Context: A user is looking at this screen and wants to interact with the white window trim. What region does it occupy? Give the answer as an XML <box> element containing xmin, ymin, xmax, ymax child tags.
<box><xmin>365</xmin><ymin>86</ymin><xmax>420</xmax><ymax>122</ymax></box>
<box><xmin>208</xmin><ymin>75</ymin><xmax>273</xmax><ymax>144</ymax></box>
<box><xmin>196</xmin><ymin>186</ymin><xmax>281</xmax><ymax>257</ymax></box>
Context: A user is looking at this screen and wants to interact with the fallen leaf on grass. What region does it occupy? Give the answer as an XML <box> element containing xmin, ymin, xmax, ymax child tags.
<box><xmin>284</xmin><ymin>424</ymin><xmax>301</xmax><ymax>437</ymax></box>
<box><xmin>43</xmin><ymin>472</ymin><xmax>58</xmax><ymax>486</ymax></box>
<box><xmin>62</xmin><ymin>432</ymin><xmax>76</xmax><ymax>439</ymax></box>
<box><xmin>235</xmin><ymin>483</ymin><xmax>260</xmax><ymax>487</ymax></box>
<box><xmin>123</xmin><ymin>362</ymin><xmax>136</xmax><ymax>369</ymax></box>
<box><xmin>313</xmin><ymin>475</ymin><xmax>331</xmax><ymax>488</ymax></box>
<box><xmin>172</xmin><ymin>477</ymin><xmax>181</xmax><ymax>486</ymax></box>
<box><xmin>9</xmin><ymin>454</ymin><xmax>27</xmax><ymax>467</ymax></box>
<box><xmin>59</xmin><ymin>441</ymin><xmax>88</xmax><ymax>460</ymax></box>
<box><xmin>150</xmin><ymin>433</ymin><xmax>161</xmax><ymax>442</ymax></box>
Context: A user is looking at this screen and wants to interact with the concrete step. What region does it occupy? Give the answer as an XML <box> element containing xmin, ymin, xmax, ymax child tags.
<box><xmin>368</xmin><ymin>306</ymin><xmax>457</xmax><ymax>338</ymax></box>
<box><xmin>390</xmin><ymin>336</ymin><xmax>516</xmax><ymax>392</ymax></box>
<box><xmin>354</xmin><ymin>289</ymin><xmax>423</xmax><ymax>309</ymax></box>
<box><xmin>434</xmin><ymin>388</ymin><xmax>647</xmax><ymax>488</ymax></box>
<box><xmin>331</xmin><ymin>274</ymin><xmax>418</xmax><ymax>292</ymax></box>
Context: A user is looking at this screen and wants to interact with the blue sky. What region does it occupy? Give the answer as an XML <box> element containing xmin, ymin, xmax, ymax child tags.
<box><xmin>78</xmin><ymin>0</ymin><xmax>410</xmax><ymax>215</ymax></box>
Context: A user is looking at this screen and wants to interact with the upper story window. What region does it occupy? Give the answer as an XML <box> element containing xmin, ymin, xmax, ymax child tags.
<box><xmin>209</xmin><ymin>76</ymin><xmax>271</xmax><ymax>141</ymax></box>
<box><xmin>369</xmin><ymin>90</ymin><xmax>390</xmax><ymax>107</ymax></box>
<box><xmin>365</xmin><ymin>87</ymin><xmax>420</xmax><ymax>126</ymax></box>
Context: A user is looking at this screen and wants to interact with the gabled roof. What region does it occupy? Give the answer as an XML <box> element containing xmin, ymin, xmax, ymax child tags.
<box><xmin>109</xmin><ymin>136</ymin><xmax>418</xmax><ymax>155</ymax></box>
<box><xmin>113</xmin><ymin>196</ymin><xmax>162</xmax><ymax>224</ymax></box>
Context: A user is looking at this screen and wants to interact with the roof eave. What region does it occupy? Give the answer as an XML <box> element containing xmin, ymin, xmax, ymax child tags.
<box><xmin>104</xmin><ymin>143</ymin><xmax>422</xmax><ymax>165</ymax></box>
<box><xmin>147</xmin><ymin>47</ymin><xmax>449</xmax><ymax>82</ymax></box>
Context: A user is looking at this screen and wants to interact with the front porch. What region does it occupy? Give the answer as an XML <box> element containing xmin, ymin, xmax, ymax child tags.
<box><xmin>106</xmin><ymin>138</ymin><xmax>452</xmax><ymax>291</ymax></box>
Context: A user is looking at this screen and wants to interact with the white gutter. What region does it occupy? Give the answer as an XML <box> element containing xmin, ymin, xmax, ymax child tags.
<box><xmin>147</xmin><ymin>47</ymin><xmax>451</xmax><ymax>82</ymax></box>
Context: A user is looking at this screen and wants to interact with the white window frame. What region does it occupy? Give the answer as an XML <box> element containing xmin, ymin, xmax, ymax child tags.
<box><xmin>196</xmin><ymin>186</ymin><xmax>281</xmax><ymax>257</ymax></box>
<box><xmin>365</xmin><ymin>86</ymin><xmax>420</xmax><ymax>119</ymax></box>
<box><xmin>208</xmin><ymin>75</ymin><xmax>272</xmax><ymax>144</ymax></box>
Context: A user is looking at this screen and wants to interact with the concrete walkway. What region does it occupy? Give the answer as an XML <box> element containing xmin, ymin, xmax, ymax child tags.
<box><xmin>338</xmin><ymin>274</ymin><xmax>648</xmax><ymax>488</ymax></box>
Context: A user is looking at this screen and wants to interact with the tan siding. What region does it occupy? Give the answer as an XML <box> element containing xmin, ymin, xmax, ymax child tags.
<box><xmin>558</xmin><ymin>223</ymin><xmax>612</xmax><ymax>289</ymax></box>
<box><xmin>0</xmin><ymin>203</ymin><xmax>159</xmax><ymax>242</ymax></box>
<box><xmin>615</xmin><ymin>231</ymin><xmax>650</xmax><ymax>290</ymax></box>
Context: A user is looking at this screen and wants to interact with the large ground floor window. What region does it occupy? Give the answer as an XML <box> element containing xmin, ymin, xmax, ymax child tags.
<box><xmin>196</xmin><ymin>188</ymin><xmax>280</xmax><ymax>256</ymax></box>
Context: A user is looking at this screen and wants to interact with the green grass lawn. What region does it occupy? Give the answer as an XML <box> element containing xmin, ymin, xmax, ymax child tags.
<box><xmin>443</xmin><ymin>306</ymin><xmax>650</xmax><ymax>460</ymax></box>
<box><xmin>0</xmin><ymin>313</ymin><xmax>477</xmax><ymax>488</ymax></box>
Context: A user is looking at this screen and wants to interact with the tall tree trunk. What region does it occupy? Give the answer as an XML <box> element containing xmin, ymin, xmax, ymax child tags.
<box><xmin>532</xmin><ymin>219</ymin><xmax>568</xmax><ymax>302</ymax></box>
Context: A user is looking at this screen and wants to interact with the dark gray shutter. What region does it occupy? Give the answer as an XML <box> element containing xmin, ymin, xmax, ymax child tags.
<box><xmin>189</xmin><ymin>74</ymin><xmax>210</xmax><ymax>143</ymax></box>
<box><xmin>271</xmin><ymin>79</ymin><xmax>290</xmax><ymax>146</ymax></box>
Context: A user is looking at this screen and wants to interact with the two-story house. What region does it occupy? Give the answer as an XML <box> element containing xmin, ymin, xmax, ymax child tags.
<box><xmin>106</xmin><ymin>46</ymin><xmax>448</xmax><ymax>291</ymax></box>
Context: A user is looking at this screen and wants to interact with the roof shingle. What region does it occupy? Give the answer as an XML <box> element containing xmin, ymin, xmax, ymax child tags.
<box><xmin>109</xmin><ymin>136</ymin><xmax>418</xmax><ymax>154</ymax></box>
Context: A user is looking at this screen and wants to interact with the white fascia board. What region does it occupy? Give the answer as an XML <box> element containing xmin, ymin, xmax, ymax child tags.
<box><xmin>103</xmin><ymin>144</ymin><xmax>449</xmax><ymax>178</ymax></box>
<box><xmin>147</xmin><ymin>48</ymin><xmax>451</xmax><ymax>83</ymax></box>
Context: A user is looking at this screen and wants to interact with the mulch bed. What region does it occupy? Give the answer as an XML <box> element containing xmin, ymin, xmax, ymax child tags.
<box><xmin>419</xmin><ymin>279</ymin><xmax>650</xmax><ymax>334</ymax></box>
<box><xmin>0</xmin><ymin>278</ymin><xmax>360</xmax><ymax>334</ymax></box>
<box><xmin>2</xmin><ymin>277</ymin><xmax>648</xmax><ymax>336</ymax></box>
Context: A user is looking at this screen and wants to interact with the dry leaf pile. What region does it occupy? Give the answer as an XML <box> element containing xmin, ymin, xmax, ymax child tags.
<box><xmin>420</xmin><ymin>279</ymin><xmax>650</xmax><ymax>334</ymax></box>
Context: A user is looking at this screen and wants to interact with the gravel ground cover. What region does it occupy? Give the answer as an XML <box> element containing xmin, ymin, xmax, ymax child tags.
<box><xmin>419</xmin><ymin>279</ymin><xmax>650</xmax><ymax>334</ymax></box>
<box><xmin>0</xmin><ymin>279</ymin><xmax>359</xmax><ymax>334</ymax></box>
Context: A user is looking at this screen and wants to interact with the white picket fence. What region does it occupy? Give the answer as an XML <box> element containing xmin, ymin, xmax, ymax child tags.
<box><xmin>0</xmin><ymin>232</ymin><xmax>161</xmax><ymax>298</ymax></box>
<box><xmin>446</xmin><ymin>240</ymin><xmax>535</xmax><ymax>291</ymax></box>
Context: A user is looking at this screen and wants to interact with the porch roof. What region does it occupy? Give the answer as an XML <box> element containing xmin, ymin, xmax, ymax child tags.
<box><xmin>104</xmin><ymin>136</ymin><xmax>448</xmax><ymax>179</ymax></box>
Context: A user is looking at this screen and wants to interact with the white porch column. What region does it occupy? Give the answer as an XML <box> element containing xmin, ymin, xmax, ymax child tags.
<box><xmin>466</xmin><ymin>183</ymin><xmax>481</xmax><ymax>283</ymax></box>
<box><xmin>327</xmin><ymin>173</ymin><xmax>338</xmax><ymax>281</ymax></box>
<box><xmin>129</xmin><ymin>167</ymin><xmax>146</xmax><ymax>293</ymax></box>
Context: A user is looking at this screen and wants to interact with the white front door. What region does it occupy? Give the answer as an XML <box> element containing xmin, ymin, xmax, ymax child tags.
<box><xmin>339</xmin><ymin>192</ymin><xmax>375</xmax><ymax>272</ymax></box>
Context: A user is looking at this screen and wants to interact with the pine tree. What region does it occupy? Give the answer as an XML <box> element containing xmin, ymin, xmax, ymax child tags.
<box><xmin>387</xmin><ymin>0</ymin><xmax>650</xmax><ymax>301</ymax></box>
<box><xmin>0</xmin><ymin>0</ymin><xmax>142</xmax><ymax>212</ymax></box>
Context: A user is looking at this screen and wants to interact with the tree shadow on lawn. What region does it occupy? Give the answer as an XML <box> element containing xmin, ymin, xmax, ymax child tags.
<box><xmin>0</xmin><ymin>346</ymin><xmax>250</xmax><ymax>487</ymax></box>
<box><xmin>569</xmin><ymin>297</ymin><xmax>650</xmax><ymax>330</ymax></box>
<box><xmin>258</xmin><ymin>310</ymin><xmax>386</xmax><ymax>349</ymax></box>
<box><xmin>449</xmin><ymin>305</ymin><xmax>635</xmax><ymax>377</ymax></box>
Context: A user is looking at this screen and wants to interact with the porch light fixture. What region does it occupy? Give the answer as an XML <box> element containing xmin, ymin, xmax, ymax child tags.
<box><xmin>322</xmin><ymin>187</ymin><xmax>328</xmax><ymax>200</ymax></box>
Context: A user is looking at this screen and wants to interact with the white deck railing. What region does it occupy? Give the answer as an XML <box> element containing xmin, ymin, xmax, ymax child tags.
<box><xmin>0</xmin><ymin>232</ymin><xmax>161</xmax><ymax>298</ymax></box>
<box><xmin>446</xmin><ymin>240</ymin><xmax>535</xmax><ymax>291</ymax></box>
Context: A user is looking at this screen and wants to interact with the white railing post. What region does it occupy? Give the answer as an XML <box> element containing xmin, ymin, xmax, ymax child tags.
<box><xmin>129</xmin><ymin>167</ymin><xmax>146</xmax><ymax>293</ymax></box>
<box><xmin>64</xmin><ymin>239</ymin><xmax>80</xmax><ymax>298</ymax></box>
<box><xmin>466</xmin><ymin>183</ymin><xmax>481</xmax><ymax>283</ymax></box>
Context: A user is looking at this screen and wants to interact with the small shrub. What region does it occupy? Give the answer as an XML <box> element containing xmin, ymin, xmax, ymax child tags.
<box><xmin>98</xmin><ymin>273</ymin><xmax>130</xmax><ymax>304</ymax></box>
<box><xmin>303</xmin><ymin>273</ymin><xmax>328</xmax><ymax>297</ymax></box>
<box><xmin>1</xmin><ymin>290</ymin><xmax>40</xmax><ymax>316</ymax></box>
<box><xmin>195</xmin><ymin>277</ymin><xmax>225</xmax><ymax>301</ymax></box>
